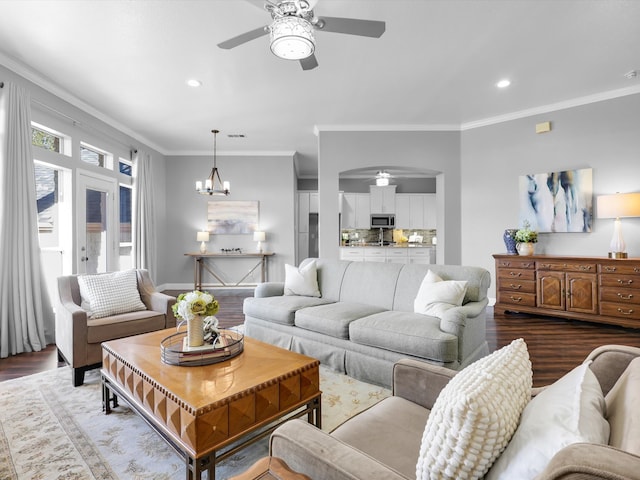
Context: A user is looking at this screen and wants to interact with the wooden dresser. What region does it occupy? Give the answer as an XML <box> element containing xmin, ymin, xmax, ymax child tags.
<box><xmin>494</xmin><ymin>254</ymin><xmax>640</xmax><ymax>328</ymax></box>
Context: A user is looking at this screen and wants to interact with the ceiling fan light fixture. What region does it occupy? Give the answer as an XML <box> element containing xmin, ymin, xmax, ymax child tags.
<box><xmin>375</xmin><ymin>171</ymin><xmax>391</xmax><ymax>186</ymax></box>
<box><xmin>269</xmin><ymin>16</ymin><xmax>315</xmax><ymax>60</ymax></box>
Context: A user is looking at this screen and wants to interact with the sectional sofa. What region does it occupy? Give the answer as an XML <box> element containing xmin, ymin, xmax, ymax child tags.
<box><xmin>243</xmin><ymin>258</ymin><xmax>491</xmax><ymax>388</ymax></box>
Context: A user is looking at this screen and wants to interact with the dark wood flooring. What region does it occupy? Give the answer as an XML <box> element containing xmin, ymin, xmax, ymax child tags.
<box><xmin>2</xmin><ymin>288</ymin><xmax>640</xmax><ymax>387</ymax></box>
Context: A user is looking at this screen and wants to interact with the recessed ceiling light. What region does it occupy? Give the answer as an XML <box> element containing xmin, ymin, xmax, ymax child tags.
<box><xmin>496</xmin><ymin>79</ymin><xmax>511</xmax><ymax>89</ymax></box>
<box><xmin>186</xmin><ymin>79</ymin><xmax>202</xmax><ymax>87</ymax></box>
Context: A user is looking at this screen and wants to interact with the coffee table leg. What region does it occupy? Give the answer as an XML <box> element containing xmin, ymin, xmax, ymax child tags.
<box><xmin>101</xmin><ymin>375</ymin><xmax>119</xmax><ymax>414</ymax></box>
<box><xmin>307</xmin><ymin>395</ymin><xmax>322</xmax><ymax>429</ymax></box>
<box><xmin>187</xmin><ymin>452</ymin><xmax>215</xmax><ymax>480</ymax></box>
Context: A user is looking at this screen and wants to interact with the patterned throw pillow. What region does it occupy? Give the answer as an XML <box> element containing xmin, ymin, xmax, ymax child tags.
<box><xmin>78</xmin><ymin>269</ymin><xmax>147</xmax><ymax>319</ymax></box>
<box><xmin>416</xmin><ymin>338</ymin><xmax>532</xmax><ymax>480</ymax></box>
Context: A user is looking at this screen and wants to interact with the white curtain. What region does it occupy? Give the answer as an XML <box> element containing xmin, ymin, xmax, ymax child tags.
<box><xmin>0</xmin><ymin>82</ymin><xmax>55</xmax><ymax>358</ymax></box>
<box><xmin>133</xmin><ymin>149</ymin><xmax>157</xmax><ymax>280</ymax></box>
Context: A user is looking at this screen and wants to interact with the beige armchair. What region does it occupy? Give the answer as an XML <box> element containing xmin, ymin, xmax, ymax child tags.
<box><xmin>55</xmin><ymin>269</ymin><xmax>176</xmax><ymax>386</ymax></box>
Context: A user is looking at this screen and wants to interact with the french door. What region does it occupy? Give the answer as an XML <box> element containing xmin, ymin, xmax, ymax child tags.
<box><xmin>76</xmin><ymin>171</ymin><xmax>118</xmax><ymax>274</ymax></box>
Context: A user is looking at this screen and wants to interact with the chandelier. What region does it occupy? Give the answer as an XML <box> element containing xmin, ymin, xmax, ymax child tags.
<box><xmin>195</xmin><ymin>129</ymin><xmax>230</xmax><ymax>196</ymax></box>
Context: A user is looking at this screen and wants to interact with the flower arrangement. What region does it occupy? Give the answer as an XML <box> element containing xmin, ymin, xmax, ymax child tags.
<box><xmin>514</xmin><ymin>221</ymin><xmax>538</xmax><ymax>243</ymax></box>
<box><xmin>172</xmin><ymin>290</ymin><xmax>219</xmax><ymax>321</ymax></box>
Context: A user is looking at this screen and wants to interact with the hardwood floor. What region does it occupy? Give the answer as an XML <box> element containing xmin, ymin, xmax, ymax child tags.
<box><xmin>2</xmin><ymin>288</ymin><xmax>640</xmax><ymax>387</ymax></box>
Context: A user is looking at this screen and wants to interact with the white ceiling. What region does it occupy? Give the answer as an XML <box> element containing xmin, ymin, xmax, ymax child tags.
<box><xmin>1</xmin><ymin>0</ymin><xmax>639</xmax><ymax>178</ymax></box>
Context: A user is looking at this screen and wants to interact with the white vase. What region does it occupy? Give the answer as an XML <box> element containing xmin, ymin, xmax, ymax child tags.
<box><xmin>516</xmin><ymin>242</ymin><xmax>535</xmax><ymax>256</ymax></box>
<box><xmin>187</xmin><ymin>315</ymin><xmax>204</xmax><ymax>347</ymax></box>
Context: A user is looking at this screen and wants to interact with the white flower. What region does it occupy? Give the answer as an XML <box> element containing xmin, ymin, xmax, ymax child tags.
<box><xmin>201</xmin><ymin>292</ymin><xmax>213</xmax><ymax>305</ymax></box>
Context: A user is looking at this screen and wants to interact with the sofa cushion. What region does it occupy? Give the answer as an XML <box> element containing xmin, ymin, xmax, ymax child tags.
<box><xmin>295</xmin><ymin>302</ymin><xmax>386</xmax><ymax>339</ymax></box>
<box><xmin>416</xmin><ymin>338</ymin><xmax>532</xmax><ymax>480</ymax></box>
<box><xmin>87</xmin><ymin>310</ymin><xmax>166</xmax><ymax>343</ymax></box>
<box><xmin>413</xmin><ymin>271</ymin><xmax>468</xmax><ymax>318</ymax></box>
<box><xmin>486</xmin><ymin>361</ymin><xmax>609</xmax><ymax>480</ymax></box>
<box><xmin>331</xmin><ymin>396</ymin><xmax>430</xmax><ymax>479</ymax></box>
<box><xmin>78</xmin><ymin>269</ymin><xmax>147</xmax><ymax>319</ymax></box>
<box><xmin>284</xmin><ymin>261</ymin><xmax>321</xmax><ymax>297</ymax></box>
<box><xmin>243</xmin><ymin>295</ymin><xmax>333</xmax><ymax>326</ymax></box>
<box><xmin>349</xmin><ymin>311</ymin><xmax>458</xmax><ymax>363</ymax></box>
<box><xmin>605</xmin><ymin>356</ymin><xmax>640</xmax><ymax>455</ymax></box>
<box><xmin>339</xmin><ymin>261</ymin><xmax>404</xmax><ymax>310</ymax></box>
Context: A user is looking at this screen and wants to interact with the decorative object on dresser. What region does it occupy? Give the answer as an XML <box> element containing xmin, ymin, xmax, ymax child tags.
<box><xmin>514</xmin><ymin>220</ymin><xmax>538</xmax><ymax>256</ymax></box>
<box><xmin>494</xmin><ymin>254</ymin><xmax>640</xmax><ymax>328</ymax></box>
<box><xmin>503</xmin><ymin>228</ymin><xmax>519</xmax><ymax>255</ymax></box>
<box><xmin>596</xmin><ymin>192</ymin><xmax>640</xmax><ymax>259</ymax></box>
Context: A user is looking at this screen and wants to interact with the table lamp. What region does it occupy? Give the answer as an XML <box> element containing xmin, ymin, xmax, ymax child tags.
<box><xmin>253</xmin><ymin>231</ymin><xmax>266</xmax><ymax>253</ymax></box>
<box><xmin>596</xmin><ymin>192</ymin><xmax>640</xmax><ymax>258</ymax></box>
<box><xmin>196</xmin><ymin>231</ymin><xmax>210</xmax><ymax>254</ymax></box>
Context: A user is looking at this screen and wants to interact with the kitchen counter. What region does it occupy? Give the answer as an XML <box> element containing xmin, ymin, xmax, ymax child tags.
<box><xmin>342</xmin><ymin>243</ymin><xmax>433</xmax><ymax>248</ymax></box>
<box><xmin>339</xmin><ymin>245</ymin><xmax>434</xmax><ymax>264</ymax></box>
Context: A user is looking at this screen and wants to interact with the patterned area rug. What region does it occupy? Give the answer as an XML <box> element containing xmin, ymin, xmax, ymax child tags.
<box><xmin>0</xmin><ymin>365</ymin><xmax>389</xmax><ymax>479</ymax></box>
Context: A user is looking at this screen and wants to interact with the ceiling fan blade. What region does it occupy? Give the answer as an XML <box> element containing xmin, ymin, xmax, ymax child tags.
<box><xmin>316</xmin><ymin>16</ymin><xmax>385</xmax><ymax>38</ymax></box>
<box><xmin>243</xmin><ymin>0</ymin><xmax>268</xmax><ymax>10</ymax></box>
<box><xmin>300</xmin><ymin>54</ymin><xmax>319</xmax><ymax>70</ymax></box>
<box><xmin>217</xmin><ymin>26</ymin><xmax>269</xmax><ymax>50</ymax></box>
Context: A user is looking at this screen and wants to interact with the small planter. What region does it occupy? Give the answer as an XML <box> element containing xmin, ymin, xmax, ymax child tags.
<box><xmin>516</xmin><ymin>242</ymin><xmax>535</xmax><ymax>256</ymax></box>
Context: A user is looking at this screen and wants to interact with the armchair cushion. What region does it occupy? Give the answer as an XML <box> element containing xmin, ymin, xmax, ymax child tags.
<box><xmin>77</xmin><ymin>269</ymin><xmax>146</xmax><ymax>319</ymax></box>
<box><xmin>416</xmin><ymin>338</ymin><xmax>532</xmax><ymax>480</ymax></box>
<box><xmin>486</xmin><ymin>361</ymin><xmax>609</xmax><ymax>479</ymax></box>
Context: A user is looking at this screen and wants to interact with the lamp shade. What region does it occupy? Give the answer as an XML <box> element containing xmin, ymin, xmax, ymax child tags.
<box><xmin>597</xmin><ymin>193</ymin><xmax>640</xmax><ymax>218</ymax></box>
<box><xmin>196</xmin><ymin>231</ymin><xmax>210</xmax><ymax>242</ymax></box>
<box><xmin>270</xmin><ymin>16</ymin><xmax>315</xmax><ymax>60</ymax></box>
<box><xmin>253</xmin><ymin>231</ymin><xmax>266</xmax><ymax>242</ymax></box>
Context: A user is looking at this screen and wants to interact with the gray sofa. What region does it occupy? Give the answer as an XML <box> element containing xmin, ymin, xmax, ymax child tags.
<box><xmin>243</xmin><ymin>258</ymin><xmax>491</xmax><ymax>388</ymax></box>
<box><xmin>270</xmin><ymin>344</ymin><xmax>640</xmax><ymax>479</ymax></box>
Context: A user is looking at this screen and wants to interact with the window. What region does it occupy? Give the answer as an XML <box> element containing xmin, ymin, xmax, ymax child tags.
<box><xmin>32</xmin><ymin>126</ymin><xmax>62</xmax><ymax>153</ymax></box>
<box><xmin>119</xmin><ymin>158</ymin><xmax>133</xmax><ymax>176</ymax></box>
<box><xmin>80</xmin><ymin>145</ymin><xmax>106</xmax><ymax>167</ymax></box>
<box><xmin>35</xmin><ymin>163</ymin><xmax>59</xmax><ymax>236</ymax></box>
<box><xmin>119</xmin><ymin>185</ymin><xmax>133</xmax><ymax>269</ymax></box>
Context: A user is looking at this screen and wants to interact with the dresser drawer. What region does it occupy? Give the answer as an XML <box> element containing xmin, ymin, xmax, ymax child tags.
<box><xmin>600</xmin><ymin>287</ymin><xmax>640</xmax><ymax>305</ymax></box>
<box><xmin>497</xmin><ymin>268</ymin><xmax>536</xmax><ymax>281</ymax></box>
<box><xmin>497</xmin><ymin>278</ymin><xmax>536</xmax><ymax>294</ymax></box>
<box><xmin>495</xmin><ymin>259</ymin><xmax>535</xmax><ymax>269</ymax></box>
<box><xmin>537</xmin><ymin>261</ymin><xmax>596</xmax><ymax>273</ymax></box>
<box><xmin>497</xmin><ymin>291</ymin><xmax>536</xmax><ymax>307</ymax></box>
<box><xmin>600</xmin><ymin>302</ymin><xmax>640</xmax><ymax>320</ymax></box>
<box><xmin>599</xmin><ymin>274</ymin><xmax>639</xmax><ymax>289</ymax></box>
<box><xmin>599</xmin><ymin>264</ymin><xmax>640</xmax><ymax>275</ymax></box>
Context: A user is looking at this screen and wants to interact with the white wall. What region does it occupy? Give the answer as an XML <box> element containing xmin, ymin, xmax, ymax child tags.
<box><xmin>163</xmin><ymin>154</ymin><xmax>296</xmax><ymax>288</ymax></box>
<box><xmin>461</xmin><ymin>93</ymin><xmax>640</xmax><ymax>298</ymax></box>
<box><xmin>317</xmin><ymin>130</ymin><xmax>462</xmax><ymax>264</ymax></box>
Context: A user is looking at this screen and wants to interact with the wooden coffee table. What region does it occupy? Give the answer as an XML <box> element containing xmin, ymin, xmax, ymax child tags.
<box><xmin>101</xmin><ymin>329</ymin><xmax>321</xmax><ymax>480</ymax></box>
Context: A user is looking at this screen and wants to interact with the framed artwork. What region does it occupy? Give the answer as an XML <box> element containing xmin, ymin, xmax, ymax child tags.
<box><xmin>207</xmin><ymin>200</ymin><xmax>259</xmax><ymax>234</ymax></box>
<box><xmin>518</xmin><ymin>167</ymin><xmax>593</xmax><ymax>233</ymax></box>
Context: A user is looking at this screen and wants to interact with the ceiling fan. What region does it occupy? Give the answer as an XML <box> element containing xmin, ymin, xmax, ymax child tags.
<box><xmin>217</xmin><ymin>0</ymin><xmax>386</xmax><ymax>70</ymax></box>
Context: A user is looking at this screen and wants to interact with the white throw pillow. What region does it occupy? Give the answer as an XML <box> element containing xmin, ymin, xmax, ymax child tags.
<box><xmin>284</xmin><ymin>261</ymin><xmax>321</xmax><ymax>297</ymax></box>
<box><xmin>414</xmin><ymin>270</ymin><xmax>467</xmax><ymax>318</ymax></box>
<box><xmin>78</xmin><ymin>269</ymin><xmax>147</xmax><ymax>319</ymax></box>
<box><xmin>416</xmin><ymin>338</ymin><xmax>532</xmax><ymax>480</ymax></box>
<box><xmin>485</xmin><ymin>361</ymin><xmax>609</xmax><ymax>480</ymax></box>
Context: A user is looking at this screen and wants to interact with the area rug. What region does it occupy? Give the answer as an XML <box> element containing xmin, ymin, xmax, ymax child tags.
<box><xmin>0</xmin><ymin>365</ymin><xmax>389</xmax><ymax>479</ymax></box>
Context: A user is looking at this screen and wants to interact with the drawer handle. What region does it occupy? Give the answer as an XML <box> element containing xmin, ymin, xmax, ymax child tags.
<box><xmin>540</xmin><ymin>263</ymin><xmax>551</xmax><ymax>268</ymax></box>
<box><xmin>617</xmin><ymin>308</ymin><xmax>634</xmax><ymax>315</ymax></box>
<box><xmin>509</xmin><ymin>272</ymin><xmax>522</xmax><ymax>277</ymax></box>
<box><xmin>579</xmin><ymin>265</ymin><xmax>592</xmax><ymax>271</ymax></box>
<box><xmin>522</xmin><ymin>263</ymin><xmax>532</xmax><ymax>268</ymax></box>
<box><xmin>509</xmin><ymin>296</ymin><xmax>523</xmax><ymax>302</ymax></box>
<box><xmin>617</xmin><ymin>279</ymin><xmax>634</xmax><ymax>285</ymax></box>
<box><xmin>618</xmin><ymin>293</ymin><xmax>634</xmax><ymax>300</ymax></box>
<box><xmin>605</xmin><ymin>266</ymin><xmax>617</xmax><ymax>272</ymax></box>
<box><xmin>500</xmin><ymin>262</ymin><xmax>511</xmax><ymax>267</ymax></box>
<box><xmin>635</xmin><ymin>267</ymin><xmax>640</xmax><ymax>273</ymax></box>
<box><xmin>509</xmin><ymin>284</ymin><xmax>522</xmax><ymax>290</ymax></box>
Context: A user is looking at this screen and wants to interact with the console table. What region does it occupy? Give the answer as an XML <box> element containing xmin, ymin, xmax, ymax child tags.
<box><xmin>185</xmin><ymin>252</ymin><xmax>274</xmax><ymax>290</ymax></box>
<box><xmin>494</xmin><ymin>254</ymin><xmax>640</xmax><ymax>328</ymax></box>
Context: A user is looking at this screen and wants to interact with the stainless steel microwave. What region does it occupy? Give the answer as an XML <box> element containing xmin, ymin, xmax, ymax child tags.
<box><xmin>370</xmin><ymin>214</ymin><xmax>395</xmax><ymax>228</ymax></box>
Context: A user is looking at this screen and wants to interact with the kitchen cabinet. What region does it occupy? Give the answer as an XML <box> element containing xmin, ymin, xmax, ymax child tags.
<box><xmin>340</xmin><ymin>247</ymin><xmax>432</xmax><ymax>264</ymax></box>
<box><xmin>341</xmin><ymin>193</ymin><xmax>370</xmax><ymax>229</ymax></box>
<box><xmin>408</xmin><ymin>247</ymin><xmax>432</xmax><ymax>264</ymax></box>
<box><xmin>394</xmin><ymin>194</ymin><xmax>436</xmax><ymax>230</ymax></box>
<box><xmin>355</xmin><ymin>194</ymin><xmax>370</xmax><ymax>229</ymax></box>
<box><xmin>309</xmin><ymin>192</ymin><xmax>319</xmax><ymax>213</ymax></box>
<box><xmin>297</xmin><ymin>232</ymin><xmax>309</xmax><ymax>264</ymax></box>
<box><xmin>297</xmin><ymin>192</ymin><xmax>310</xmax><ymax>233</ymax></box>
<box><xmin>369</xmin><ymin>185</ymin><xmax>396</xmax><ymax>214</ymax></box>
<box><xmin>494</xmin><ymin>254</ymin><xmax>640</xmax><ymax>328</ymax></box>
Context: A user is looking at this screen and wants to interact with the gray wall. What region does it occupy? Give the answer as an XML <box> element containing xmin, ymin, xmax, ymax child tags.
<box><xmin>461</xmin><ymin>93</ymin><xmax>640</xmax><ymax>298</ymax></box>
<box><xmin>163</xmin><ymin>154</ymin><xmax>296</xmax><ymax>288</ymax></box>
<box><xmin>317</xmin><ymin>130</ymin><xmax>461</xmax><ymax>264</ymax></box>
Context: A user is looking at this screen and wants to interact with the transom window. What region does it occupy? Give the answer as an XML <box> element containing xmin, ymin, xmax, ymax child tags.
<box><xmin>32</xmin><ymin>125</ymin><xmax>62</xmax><ymax>153</ymax></box>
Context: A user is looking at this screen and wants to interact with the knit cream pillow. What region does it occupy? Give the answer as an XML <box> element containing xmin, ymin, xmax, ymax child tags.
<box><xmin>416</xmin><ymin>338</ymin><xmax>532</xmax><ymax>480</ymax></box>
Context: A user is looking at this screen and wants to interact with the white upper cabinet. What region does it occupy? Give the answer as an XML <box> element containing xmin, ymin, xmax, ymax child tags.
<box><xmin>395</xmin><ymin>194</ymin><xmax>411</xmax><ymax>228</ymax></box>
<box><xmin>298</xmin><ymin>192</ymin><xmax>310</xmax><ymax>233</ymax></box>
<box><xmin>309</xmin><ymin>192</ymin><xmax>319</xmax><ymax>214</ymax></box>
<box><xmin>355</xmin><ymin>194</ymin><xmax>371</xmax><ymax>229</ymax></box>
<box><xmin>394</xmin><ymin>193</ymin><xmax>437</xmax><ymax>230</ymax></box>
<box><xmin>423</xmin><ymin>194</ymin><xmax>436</xmax><ymax>229</ymax></box>
<box><xmin>369</xmin><ymin>185</ymin><xmax>396</xmax><ymax>214</ymax></box>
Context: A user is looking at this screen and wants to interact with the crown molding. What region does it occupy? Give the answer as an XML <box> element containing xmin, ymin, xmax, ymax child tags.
<box><xmin>314</xmin><ymin>124</ymin><xmax>460</xmax><ymax>135</ymax></box>
<box><xmin>0</xmin><ymin>52</ymin><xmax>167</xmax><ymax>155</ymax></box>
<box><xmin>165</xmin><ymin>150</ymin><xmax>297</xmax><ymax>157</ymax></box>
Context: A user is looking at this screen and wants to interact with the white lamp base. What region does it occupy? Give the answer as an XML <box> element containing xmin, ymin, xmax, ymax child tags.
<box><xmin>608</xmin><ymin>217</ymin><xmax>627</xmax><ymax>259</ymax></box>
<box><xmin>256</xmin><ymin>241</ymin><xmax>263</xmax><ymax>253</ymax></box>
<box><xmin>200</xmin><ymin>242</ymin><xmax>207</xmax><ymax>254</ymax></box>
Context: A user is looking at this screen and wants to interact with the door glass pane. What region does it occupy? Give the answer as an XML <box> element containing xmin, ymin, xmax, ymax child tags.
<box><xmin>86</xmin><ymin>189</ymin><xmax>108</xmax><ymax>273</ymax></box>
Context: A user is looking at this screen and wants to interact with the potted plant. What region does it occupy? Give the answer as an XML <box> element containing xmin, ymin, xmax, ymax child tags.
<box><xmin>514</xmin><ymin>221</ymin><xmax>538</xmax><ymax>255</ymax></box>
